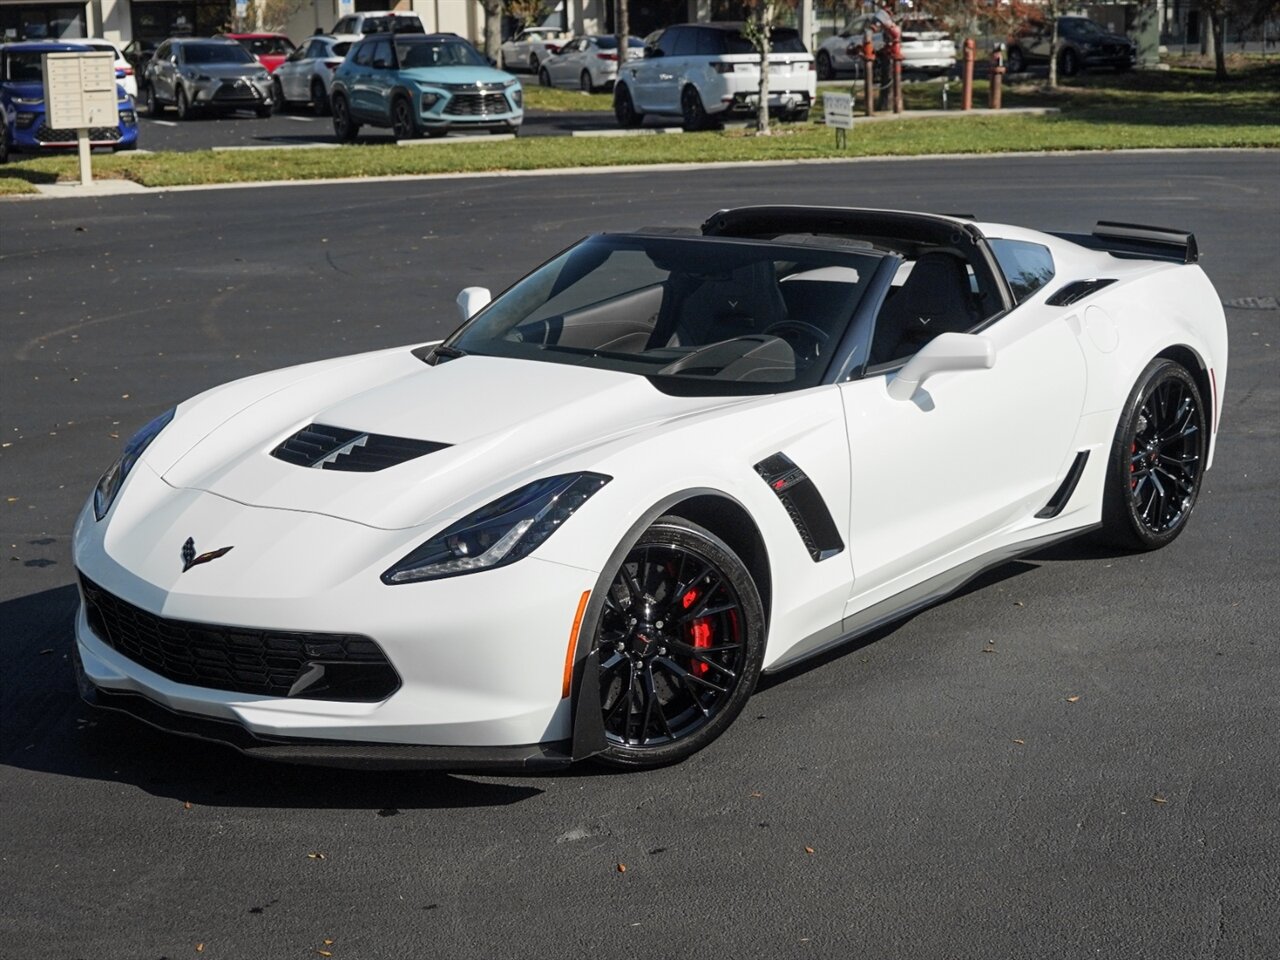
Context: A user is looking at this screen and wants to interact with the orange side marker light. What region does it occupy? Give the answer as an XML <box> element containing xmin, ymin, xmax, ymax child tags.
<box><xmin>562</xmin><ymin>590</ymin><xmax>591</xmax><ymax>699</ymax></box>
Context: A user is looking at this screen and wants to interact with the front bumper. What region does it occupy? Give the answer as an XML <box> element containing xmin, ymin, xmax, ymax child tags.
<box><xmin>191</xmin><ymin>77</ymin><xmax>273</xmax><ymax>108</ymax></box>
<box><xmin>71</xmin><ymin>474</ymin><xmax>599</xmax><ymax>759</ymax></box>
<box><xmin>419</xmin><ymin>86</ymin><xmax>523</xmax><ymax>133</ymax></box>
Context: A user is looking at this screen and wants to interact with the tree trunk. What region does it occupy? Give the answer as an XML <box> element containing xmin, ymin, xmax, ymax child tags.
<box><xmin>1212</xmin><ymin>12</ymin><xmax>1227</xmax><ymax>79</ymax></box>
<box><xmin>481</xmin><ymin>1</ymin><xmax>502</xmax><ymax>65</ymax></box>
<box><xmin>757</xmin><ymin>4</ymin><xmax>773</xmax><ymax>135</ymax></box>
<box><xmin>616</xmin><ymin>0</ymin><xmax>629</xmax><ymax>89</ymax></box>
<box><xmin>1048</xmin><ymin>16</ymin><xmax>1059</xmax><ymax>88</ymax></box>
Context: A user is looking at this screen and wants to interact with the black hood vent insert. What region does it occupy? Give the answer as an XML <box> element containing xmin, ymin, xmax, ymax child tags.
<box><xmin>272</xmin><ymin>423</ymin><xmax>449</xmax><ymax>473</ymax></box>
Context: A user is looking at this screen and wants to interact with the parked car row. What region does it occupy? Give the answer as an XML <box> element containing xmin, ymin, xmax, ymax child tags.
<box><xmin>816</xmin><ymin>15</ymin><xmax>956</xmax><ymax>80</ymax></box>
<box><xmin>537</xmin><ymin>34</ymin><xmax>643</xmax><ymax>92</ymax></box>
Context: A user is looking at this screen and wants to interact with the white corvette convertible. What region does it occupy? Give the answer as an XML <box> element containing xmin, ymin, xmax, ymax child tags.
<box><xmin>72</xmin><ymin>207</ymin><xmax>1227</xmax><ymax>770</ymax></box>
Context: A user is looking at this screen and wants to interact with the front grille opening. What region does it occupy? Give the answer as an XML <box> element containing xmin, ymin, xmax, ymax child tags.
<box><xmin>79</xmin><ymin>574</ymin><xmax>400</xmax><ymax>702</ymax></box>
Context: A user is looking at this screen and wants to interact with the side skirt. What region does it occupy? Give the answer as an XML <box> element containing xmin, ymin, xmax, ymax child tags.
<box><xmin>764</xmin><ymin>522</ymin><xmax>1101</xmax><ymax>674</ymax></box>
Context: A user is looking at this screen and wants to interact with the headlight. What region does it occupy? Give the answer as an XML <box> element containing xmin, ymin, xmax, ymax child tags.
<box><xmin>421</xmin><ymin>91</ymin><xmax>441</xmax><ymax>109</ymax></box>
<box><xmin>382</xmin><ymin>473</ymin><xmax>609</xmax><ymax>584</ymax></box>
<box><xmin>511</xmin><ymin>87</ymin><xmax>523</xmax><ymax>108</ymax></box>
<box><xmin>12</xmin><ymin>96</ymin><xmax>43</xmax><ymax>106</ymax></box>
<box><xmin>93</xmin><ymin>408</ymin><xmax>174</xmax><ymax>521</ymax></box>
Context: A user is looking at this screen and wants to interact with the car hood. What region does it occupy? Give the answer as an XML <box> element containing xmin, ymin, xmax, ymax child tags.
<box><xmin>398</xmin><ymin>65</ymin><xmax>516</xmax><ymax>86</ymax></box>
<box><xmin>184</xmin><ymin>62</ymin><xmax>270</xmax><ymax>80</ymax></box>
<box><xmin>160</xmin><ymin>352</ymin><xmax>742</xmax><ymax>530</ymax></box>
<box><xmin>3</xmin><ymin>80</ymin><xmax>46</xmax><ymax>100</ymax></box>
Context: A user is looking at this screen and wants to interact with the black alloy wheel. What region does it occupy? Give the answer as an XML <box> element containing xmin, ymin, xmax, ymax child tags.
<box><xmin>816</xmin><ymin>50</ymin><xmax>834</xmax><ymax>81</ymax></box>
<box><xmin>0</xmin><ymin>118</ymin><xmax>9</xmax><ymax>165</ymax></box>
<box><xmin>681</xmin><ymin>85</ymin><xmax>709</xmax><ymax>131</ymax></box>
<box><xmin>331</xmin><ymin>95</ymin><xmax>358</xmax><ymax>142</ymax></box>
<box><xmin>594</xmin><ymin>517</ymin><xmax>765</xmax><ymax>768</ymax></box>
<box><xmin>311</xmin><ymin>79</ymin><xmax>330</xmax><ymax>116</ymax></box>
<box><xmin>1007</xmin><ymin>46</ymin><xmax>1026</xmax><ymax>74</ymax></box>
<box><xmin>613</xmin><ymin>84</ymin><xmax>643</xmax><ymax>128</ymax></box>
<box><xmin>529</xmin><ymin>54</ymin><xmax>540</xmax><ymax>72</ymax></box>
<box><xmin>175</xmin><ymin>86</ymin><xmax>192</xmax><ymax>120</ymax></box>
<box><xmin>539</xmin><ymin>66</ymin><xmax>551</xmax><ymax>87</ymax></box>
<box><xmin>144</xmin><ymin>84</ymin><xmax>161</xmax><ymax>116</ymax></box>
<box><xmin>391</xmin><ymin>96</ymin><xmax>419</xmax><ymax>139</ymax></box>
<box><xmin>1059</xmin><ymin>48</ymin><xmax>1081</xmax><ymax>77</ymax></box>
<box><xmin>272</xmin><ymin>77</ymin><xmax>285</xmax><ymax>112</ymax></box>
<box><xmin>579</xmin><ymin>69</ymin><xmax>593</xmax><ymax>92</ymax></box>
<box><xmin>1102</xmin><ymin>359</ymin><xmax>1206</xmax><ymax>550</ymax></box>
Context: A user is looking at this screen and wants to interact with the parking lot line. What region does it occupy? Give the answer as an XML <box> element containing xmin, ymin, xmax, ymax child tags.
<box><xmin>212</xmin><ymin>143</ymin><xmax>341</xmax><ymax>151</ymax></box>
<box><xmin>572</xmin><ymin>128</ymin><xmax>685</xmax><ymax>137</ymax></box>
<box><xmin>396</xmin><ymin>134</ymin><xmax>516</xmax><ymax>146</ymax></box>
<box><xmin>147</xmin><ymin>120</ymin><xmax>178</xmax><ymax>127</ymax></box>
<box><xmin>284</xmin><ymin>115</ymin><xmax>317</xmax><ymax>122</ymax></box>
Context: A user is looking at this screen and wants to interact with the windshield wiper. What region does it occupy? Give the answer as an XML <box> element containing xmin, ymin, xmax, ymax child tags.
<box><xmin>429</xmin><ymin>344</ymin><xmax>467</xmax><ymax>365</ymax></box>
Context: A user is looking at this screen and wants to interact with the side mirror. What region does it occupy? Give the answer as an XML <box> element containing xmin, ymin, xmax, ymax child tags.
<box><xmin>644</xmin><ymin>47</ymin><xmax>662</xmax><ymax>59</ymax></box>
<box><xmin>372</xmin><ymin>57</ymin><xmax>388</xmax><ymax>69</ymax></box>
<box><xmin>456</xmin><ymin>286</ymin><xmax>491</xmax><ymax>321</ymax></box>
<box><xmin>887</xmin><ymin>332</ymin><xmax>995</xmax><ymax>401</ymax></box>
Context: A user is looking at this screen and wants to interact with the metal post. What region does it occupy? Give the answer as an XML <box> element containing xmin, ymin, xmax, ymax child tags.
<box><xmin>990</xmin><ymin>44</ymin><xmax>1004</xmax><ymax>110</ymax></box>
<box><xmin>862</xmin><ymin>31</ymin><xmax>876</xmax><ymax>117</ymax></box>
<box><xmin>888</xmin><ymin>24</ymin><xmax>902</xmax><ymax>114</ymax></box>
<box><xmin>961</xmin><ymin>37</ymin><xmax>975</xmax><ymax>111</ymax></box>
<box><xmin>77</xmin><ymin>129</ymin><xmax>92</xmax><ymax>184</ymax></box>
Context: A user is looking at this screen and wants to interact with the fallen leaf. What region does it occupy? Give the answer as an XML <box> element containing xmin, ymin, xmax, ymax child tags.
<box><xmin>1012</xmin><ymin>738</ymin><xmax>1025</xmax><ymax>745</ymax></box>
<box><xmin>803</xmin><ymin>845</ymin><xmax>815</xmax><ymax>855</ymax></box>
<box><xmin>616</xmin><ymin>863</ymin><xmax>627</xmax><ymax>873</ymax></box>
<box><xmin>307</xmin><ymin>852</ymin><xmax>327</xmax><ymax>860</ymax></box>
<box><xmin>323</xmin><ymin>940</ymin><xmax>334</xmax><ymax>946</ymax></box>
<box><xmin>183</xmin><ymin>801</ymin><xmax>192</xmax><ymax>810</ymax></box>
<box><xmin>196</xmin><ymin>945</ymin><xmax>204</xmax><ymax>954</ymax></box>
<box><xmin>38</xmin><ymin>648</ymin><xmax>53</xmax><ymax>655</ymax></box>
<box><xmin>1013</xmin><ymin>600</ymin><xmax>1025</xmax><ymax>607</ymax></box>
<box><xmin>749</xmin><ymin>791</ymin><xmax>763</xmax><ymax>798</ymax></box>
<box><xmin>1152</xmin><ymin>794</ymin><xmax>1167</xmax><ymax>804</ymax></box>
<box><xmin>316</xmin><ymin>952</ymin><xmax>332</xmax><ymax>958</ymax></box>
<box><xmin>1066</xmin><ymin>695</ymin><xmax>1081</xmax><ymax>703</ymax></box>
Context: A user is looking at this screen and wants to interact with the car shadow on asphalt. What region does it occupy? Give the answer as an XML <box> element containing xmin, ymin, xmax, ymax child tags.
<box><xmin>0</xmin><ymin>584</ymin><xmax>543</xmax><ymax>809</ymax></box>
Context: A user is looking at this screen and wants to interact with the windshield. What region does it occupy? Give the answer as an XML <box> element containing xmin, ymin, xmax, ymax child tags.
<box><xmin>5</xmin><ymin>52</ymin><xmax>47</xmax><ymax>81</ymax></box>
<box><xmin>363</xmin><ymin>16</ymin><xmax>425</xmax><ymax>34</ymax></box>
<box><xmin>447</xmin><ymin>235</ymin><xmax>882</xmax><ymax>394</ymax></box>
<box><xmin>397</xmin><ymin>39</ymin><xmax>487</xmax><ymax>68</ymax></box>
<box><xmin>1062</xmin><ymin>19</ymin><xmax>1108</xmax><ymax>37</ymax></box>
<box><xmin>183</xmin><ymin>42</ymin><xmax>256</xmax><ymax>64</ymax></box>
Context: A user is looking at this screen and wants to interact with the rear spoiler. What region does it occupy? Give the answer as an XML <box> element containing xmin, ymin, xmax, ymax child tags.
<box><xmin>1051</xmin><ymin>221</ymin><xmax>1199</xmax><ymax>264</ymax></box>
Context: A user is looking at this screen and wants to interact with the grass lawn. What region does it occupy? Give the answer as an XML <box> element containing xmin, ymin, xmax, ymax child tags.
<box><xmin>1</xmin><ymin>60</ymin><xmax>1275</xmax><ymax>195</ymax></box>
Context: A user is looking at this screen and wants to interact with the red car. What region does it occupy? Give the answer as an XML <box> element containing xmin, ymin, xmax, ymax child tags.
<box><xmin>218</xmin><ymin>33</ymin><xmax>297</xmax><ymax>73</ymax></box>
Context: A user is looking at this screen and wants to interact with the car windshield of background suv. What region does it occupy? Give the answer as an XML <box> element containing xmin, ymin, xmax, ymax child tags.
<box><xmin>396</xmin><ymin>41</ymin><xmax>486</xmax><ymax>68</ymax></box>
<box><xmin>5</xmin><ymin>53</ymin><xmax>48</xmax><ymax>82</ymax></box>
<box><xmin>183</xmin><ymin>43</ymin><xmax>256</xmax><ymax>65</ymax></box>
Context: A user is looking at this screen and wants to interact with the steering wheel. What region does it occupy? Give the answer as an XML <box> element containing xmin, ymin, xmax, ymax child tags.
<box><xmin>762</xmin><ymin>320</ymin><xmax>832</xmax><ymax>364</ymax></box>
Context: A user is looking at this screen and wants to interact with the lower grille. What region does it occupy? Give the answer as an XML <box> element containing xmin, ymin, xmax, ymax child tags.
<box><xmin>36</xmin><ymin>125</ymin><xmax>121</xmax><ymax>143</ymax></box>
<box><xmin>212</xmin><ymin>80</ymin><xmax>262</xmax><ymax>101</ymax></box>
<box><xmin>79</xmin><ymin>574</ymin><xmax>400</xmax><ymax>702</ymax></box>
<box><xmin>444</xmin><ymin>92</ymin><xmax>508</xmax><ymax>116</ymax></box>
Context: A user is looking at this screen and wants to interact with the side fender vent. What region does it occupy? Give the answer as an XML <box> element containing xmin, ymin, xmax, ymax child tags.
<box><xmin>272</xmin><ymin>424</ymin><xmax>449</xmax><ymax>472</ymax></box>
<box><xmin>754</xmin><ymin>453</ymin><xmax>844</xmax><ymax>562</ymax></box>
<box><xmin>1047</xmin><ymin>278</ymin><xmax>1116</xmax><ymax>306</ymax></box>
<box><xmin>1036</xmin><ymin>450</ymin><xmax>1090</xmax><ymax>519</ymax></box>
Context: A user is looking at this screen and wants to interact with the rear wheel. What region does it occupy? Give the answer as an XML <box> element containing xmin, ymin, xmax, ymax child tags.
<box><xmin>0</xmin><ymin>118</ymin><xmax>10</xmax><ymax>165</ymax></box>
<box><xmin>593</xmin><ymin>517</ymin><xmax>765</xmax><ymax>768</ymax></box>
<box><xmin>311</xmin><ymin>79</ymin><xmax>330</xmax><ymax>116</ymax></box>
<box><xmin>1059</xmin><ymin>48</ymin><xmax>1081</xmax><ymax>77</ymax></box>
<box><xmin>579</xmin><ymin>69</ymin><xmax>594</xmax><ymax>92</ymax></box>
<box><xmin>613</xmin><ymin>84</ymin><xmax>643</xmax><ymax>128</ymax></box>
<box><xmin>391</xmin><ymin>95</ymin><xmax>419</xmax><ymax>139</ymax></box>
<box><xmin>538</xmin><ymin>66</ymin><xmax>551</xmax><ymax>87</ymax></box>
<box><xmin>331</xmin><ymin>94</ymin><xmax>359</xmax><ymax>142</ymax></box>
<box><xmin>1101</xmin><ymin>359</ymin><xmax>1207</xmax><ymax>551</ymax></box>
<box><xmin>680</xmin><ymin>85</ymin><xmax>709</xmax><ymax>131</ymax></box>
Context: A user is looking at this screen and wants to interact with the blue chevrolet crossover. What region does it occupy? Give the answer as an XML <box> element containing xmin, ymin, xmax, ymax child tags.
<box><xmin>0</xmin><ymin>41</ymin><xmax>139</xmax><ymax>163</ymax></box>
<box><xmin>329</xmin><ymin>33</ymin><xmax>522</xmax><ymax>140</ymax></box>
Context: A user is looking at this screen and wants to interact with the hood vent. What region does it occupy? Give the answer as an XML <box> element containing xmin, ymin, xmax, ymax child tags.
<box><xmin>272</xmin><ymin>423</ymin><xmax>449</xmax><ymax>473</ymax></box>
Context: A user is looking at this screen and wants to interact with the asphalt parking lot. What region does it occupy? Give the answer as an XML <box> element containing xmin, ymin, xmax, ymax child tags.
<box><xmin>1</xmin><ymin>152</ymin><xmax>1277</xmax><ymax>959</ymax></box>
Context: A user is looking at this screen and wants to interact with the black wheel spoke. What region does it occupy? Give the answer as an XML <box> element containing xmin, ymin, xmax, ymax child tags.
<box><xmin>680</xmin><ymin>600</ymin><xmax>735</xmax><ymax>623</ymax></box>
<box><xmin>656</xmin><ymin>657</ymin><xmax>730</xmax><ymax>695</ymax></box>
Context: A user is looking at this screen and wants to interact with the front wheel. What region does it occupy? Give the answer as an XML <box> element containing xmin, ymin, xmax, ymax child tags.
<box><xmin>1059</xmin><ymin>48</ymin><xmax>1081</xmax><ymax>77</ymax></box>
<box><xmin>331</xmin><ymin>94</ymin><xmax>359</xmax><ymax>142</ymax></box>
<box><xmin>143</xmin><ymin>84</ymin><xmax>163</xmax><ymax>117</ymax></box>
<box><xmin>579</xmin><ymin>70</ymin><xmax>594</xmax><ymax>93</ymax></box>
<box><xmin>271</xmin><ymin>77</ymin><xmax>285</xmax><ymax>113</ymax></box>
<box><xmin>391</xmin><ymin>95</ymin><xmax>419</xmax><ymax>139</ymax></box>
<box><xmin>613</xmin><ymin>84</ymin><xmax>643</xmax><ymax>128</ymax></box>
<box><xmin>1101</xmin><ymin>358</ymin><xmax>1207</xmax><ymax>551</ymax></box>
<box><xmin>175</xmin><ymin>86</ymin><xmax>193</xmax><ymax>120</ymax></box>
<box><xmin>311</xmin><ymin>78</ymin><xmax>330</xmax><ymax>116</ymax></box>
<box><xmin>592</xmin><ymin>516</ymin><xmax>765</xmax><ymax>768</ymax></box>
<box><xmin>538</xmin><ymin>66</ymin><xmax>551</xmax><ymax>87</ymax></box>
<box><xmin>1007</xmin><ymin>46</ymin><xmax>1026</xmax><ymax>74</ymax></box>
<box><xmin>0</xmin><ymin>120</ymin><xmax>10</xmax><ymax>164</ymax></box>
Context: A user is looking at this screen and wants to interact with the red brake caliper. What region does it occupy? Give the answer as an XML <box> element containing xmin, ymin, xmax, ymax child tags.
<box><xmin>1131</xmin><ymin>441</ymin><xmax>1138</xmax><ymax>490</ymax></box>
<box><xmin>683</xmin><ymin>588</ymin><xmax>712</xmax><ymax>677</ymax></box>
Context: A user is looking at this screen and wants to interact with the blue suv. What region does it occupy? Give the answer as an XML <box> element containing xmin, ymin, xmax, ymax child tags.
<box><xmin>330</xmin><ymin>33</ymin><xmax>522</xmax><ymax>140</ymax></box>
<box><xmin>0</xmin><ymin>41</ymin><xmax>139</xmax><ymax>163</ymax></box>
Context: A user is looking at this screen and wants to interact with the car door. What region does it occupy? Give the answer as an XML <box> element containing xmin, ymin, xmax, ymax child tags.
<box><xmin>150</xmin><ymin>40</ymin><xmax>175</xmax><ymax>101</ymax></box>
<box><xmin>365</xmin><ymin>37</ymin><xmax>396</xmax><ymax>122</ymax></box>
<box><xmin>632</xmin><ymin>27</ymin><xmax>678</xmax><ymax>112</ymax></box>
<box><xmin>346</xmin><ymin>40</ymin><xmax>375</xmax><ymax>117</ymax></box>
<box><xmin>277</xmin><ymin>41</ymin><xmax>304</xmax><ymax>99</ymax></box>
<box><xmin>556</xmin><ymin>38</ymin><xmax>585</xmax><ymax>84</ymax></box>
<box><xmin>837</xmin><ymin>246</ymin><xmax>1087</xmax><ymax>612</ymax></box>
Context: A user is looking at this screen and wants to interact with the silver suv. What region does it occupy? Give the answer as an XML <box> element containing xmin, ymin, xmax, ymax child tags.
<box><xmin>142</xmin><ymin>37</ymin><xmax>273</xmax><ymax>119</ymax></box>
<box><xmin>613</xmin><ymin>22</ymin><xmax>815</xmax><ymax>131</ymax></box>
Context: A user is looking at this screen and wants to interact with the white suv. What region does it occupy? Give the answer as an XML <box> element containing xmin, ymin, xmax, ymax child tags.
<box><xmin>330</xmin><ymin>11</ymin><xmax>425</xmax><ymax>38</ymax></box>
<box><xmin>614</xmin><ymin>22</ymin><xmax>815</xmax><ymax>130</ymax></box>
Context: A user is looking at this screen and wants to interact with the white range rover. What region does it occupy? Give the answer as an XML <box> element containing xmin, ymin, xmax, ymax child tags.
<box><xmin>614</xmin><ymin>21</ymin><xmax>815</xmax><ymax>130</ymax></box>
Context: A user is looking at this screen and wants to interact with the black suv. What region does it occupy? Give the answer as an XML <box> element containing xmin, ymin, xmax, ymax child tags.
<box><xmin>1007</xmin><ymin>16</ymin><xmax>1135</xmax><ymax>76</ymax></box>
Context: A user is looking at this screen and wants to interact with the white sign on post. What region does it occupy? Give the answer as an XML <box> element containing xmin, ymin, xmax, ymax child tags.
<box><xmin>42</xmin><ymin>52</ymin><xmax>118</xmax><ymax>185</ymax></box>
<box><xmin>823</xmin><ymin>91</ymin><xmax>854</xmax><ymax>130</ymax></box>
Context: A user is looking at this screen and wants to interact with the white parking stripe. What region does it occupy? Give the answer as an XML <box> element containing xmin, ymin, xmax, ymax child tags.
<box><xmin>283</xmin><ymin>115</ymin><xmax>317</xmax><ymax>122</ymax></box>
<box><xmin>147</xmin><ymin>120</ymin><xmax>178</xmax><ymax>127</ymax></box>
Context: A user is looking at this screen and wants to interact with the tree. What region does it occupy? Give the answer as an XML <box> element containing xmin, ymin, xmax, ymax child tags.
<box><xmin>737</xmin><ymin>0</ymin><xmax>800</xmax><ymax>135</ymax></box>
<box><xmin>615</xmin><ymin>0</ymin><xmax>630</xmax><ymax>91</ymax></box>
<box><xmin>1199</xmin><ymin>0</ymin><xmax>1280</xmax><ymax>78</ymax></box>
<box><xmin>479</xmin><ymin>0</ymin><xmax>504</xmax><ymax>64</ymax></box>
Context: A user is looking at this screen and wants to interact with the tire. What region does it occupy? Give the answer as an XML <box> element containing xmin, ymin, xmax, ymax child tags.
<box><xmin>592</xmin><ymin>516</ymin><xmax>766</xmax><ymax>768</ymax></box>
<box><xmin>579</xmin><ymin>70</ymin><xmax>593</xmax><ymax>93</ymax></box>
<box><xmin>311</xmin><ymin>79</ymin><xmax>330</xmax><ymax>116</ymax></box>
<box><xmin>175</xmin><ymin>86</ymin><xmax>192</xmax><ymax>121</ymax></box>
<box><xmin>0</xmin><ymin>119</ymin><xmax>9</xmax><ymax>165</ymax></box>
<box><xmin>331</xmin><ymin>94</ymin><xmax>359</xmax><ymax>142</ymax></box>
<box><xmin>144</xmin><ymin>84</ymin><xmax>163</xmax><ymax>117</ymax></box>
<box><xmin>680</xmin><ymin>85</ymin><xmax>709</xmax><ymax>131</ymax></box>
<box><xmin>529</xmin><ymin>54</ymin><xmax>539</xmax><ymax>73</ymax></box>
<box><xmin>1059</xmin><ymin>48</ymin><xmax>1081</xmax><ymax>77</ymax></box>
<box><xmin>1007</xmin><ymin>46</ymin><xmax>1026</xmax><ymax>74</ymax></box>
<box><xmin>1100</xmin><ymin>359</ymin><xmax>1207</xmax><ymax>551</ymax></box>
<box><xmin>271</xmin><ymin>77</ymin><xmax>285</xmax><ymax>112</ymax></box>
<box><xmin>817</xmin><ymin>51</ymin><xmax>834</xmax><ymax>81</ymax></box>
<box><xmin>538</xmin><ymin>66</ymin><xmax>551</xmax><ymax>87</ymax></box>
<box><xmin>256</xmin><ymin>105</ymin><xmax>272</xmax><ymax>119</ymax></box>
<box><xmin>391</xmin><ymin>95</ymin><xmax>418</xmax><ymax>140</ymax></box>
<box><xmin>613</xmin><ymin>84</ymin><xmax>643</xmax><ymax>128</ymax></box>
<box><xmin>788</xmin><ymin>107</ymin><xmax>810</xmax><ymax>123</ymax></box>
